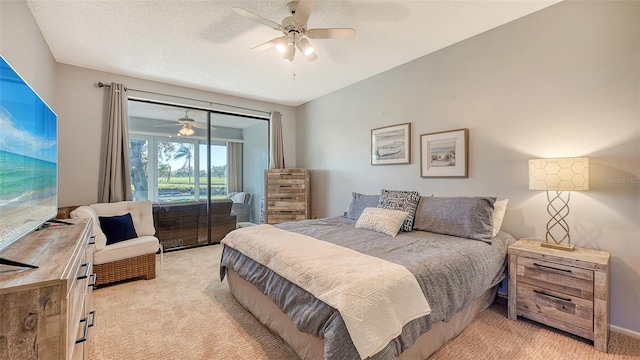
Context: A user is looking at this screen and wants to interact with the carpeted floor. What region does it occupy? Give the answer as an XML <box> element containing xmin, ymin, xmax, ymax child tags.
<box><xmin>89</xmin><ymin>245</ymin><xmax>640</xmax><ymax>360</ymax></box>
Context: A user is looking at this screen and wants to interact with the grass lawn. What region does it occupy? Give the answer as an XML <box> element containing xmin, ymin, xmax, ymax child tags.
<box><xmin>158</xmin><ymin>176</ymin><xmax>226</xmax><ymax>190</ymax></box>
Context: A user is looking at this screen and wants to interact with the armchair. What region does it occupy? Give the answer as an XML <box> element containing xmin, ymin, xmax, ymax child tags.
<box><xmin>227</xmin><ymin>192</ymin><xmax>251</xmax><ymax>223</ymax></box>
<box><xmin>70</xmin><ymin>200</ymin><xmax>160</xmax><ymax>286</ymax></box>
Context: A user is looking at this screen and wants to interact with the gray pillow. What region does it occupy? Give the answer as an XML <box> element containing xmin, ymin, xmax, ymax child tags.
<box><xmin>413</xmin><ymin>196</ymin><xmax>496</xmax><ymax>243</ymax></box>
<box><xmin>345</xmin><ymin>193</ymin><xmax>380</xmax><ymax>220</ymax></box>
<box><xmin>378</xmin><ymin>189</ymin><xmax>421</xmax><ymax>232</ymax></box>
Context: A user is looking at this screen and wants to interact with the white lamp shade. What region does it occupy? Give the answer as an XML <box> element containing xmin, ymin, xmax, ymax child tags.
<box><xmin>529</xmin><ymin>157</ymin><xmax>589</xmax><ymax>191</ymax></box>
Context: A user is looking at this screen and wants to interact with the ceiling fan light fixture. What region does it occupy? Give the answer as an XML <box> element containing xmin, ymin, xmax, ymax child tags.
<box><xmin>284</xmin><ymin>43</ymin><xmax>295</xmax><ymax>62</ymax></box>
<box><xmin>297</xmin><ymin>37</ymin><xmax>314</xmax><ymax>56</ymax></box>
<box><xmin>274</xmin><ymin>36</ymin><xmax>288</xmax><ymax>53</ymax></box>
<box><xmin>178</xmin><ymin>126</ymin><xmax>195</xmax><ymax>136</ymax></box>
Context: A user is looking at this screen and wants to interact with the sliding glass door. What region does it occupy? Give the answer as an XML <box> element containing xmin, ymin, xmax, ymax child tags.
<box><xmin>127</xmin><ymin>100</ymin><xmax>268</xmax><ymax>251</ymax></box>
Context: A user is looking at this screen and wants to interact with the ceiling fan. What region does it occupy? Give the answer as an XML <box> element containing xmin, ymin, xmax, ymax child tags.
<box><xmin>232</xmin><ymin>0</ymin><xmax>356</xmax><ymax>62</ymax></box>
<box><xmin>157</xmin><ymin>110</ymin><xmax>213</xmax><ymax>137</ymax></box>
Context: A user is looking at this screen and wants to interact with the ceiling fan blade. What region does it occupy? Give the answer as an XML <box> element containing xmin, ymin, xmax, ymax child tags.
<box><xmin>191</xmin><ymin>122</ymin><xmax>216</xmax><ymax>130</ymax></box>
<box><xmin>252</xmin><ymin>39</ymin><xmax>277</xmax><ymax>52</ymax></box>
<box><xmin>292</xmin><ymin>0</ymin><xmax>316</xmax><ymax>26</ymax></box>
<box><xmin>307</xmin><ymin>28</ymin><xmax>356</xmax><ymax>39</ymax></box>
<box><xmin>232</xmin><ymin>7</ymin><xmax>283</xmax><ymax>31</ymax></box>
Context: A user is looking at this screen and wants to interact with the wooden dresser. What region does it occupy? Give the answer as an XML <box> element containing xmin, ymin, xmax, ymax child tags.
<box><xmin>0</xmin><ymin>219</ymin><xmax>95</xmax><ymax>359</ymax></box>
<box><xmin>264</xmin><ymin>168</ymin><xmax>311</xmax><ymax>224</ymax></box>
<box><xmin>508</xmin><ymin>238</ymin><xmax>610</xmax><ymax>352</ymax></box>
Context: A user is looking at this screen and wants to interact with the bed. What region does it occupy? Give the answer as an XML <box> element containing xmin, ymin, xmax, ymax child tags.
<box><xmin>220</xmin><ymin>192</ymin><xmax>515</xmax><ymax>360</ymax></box>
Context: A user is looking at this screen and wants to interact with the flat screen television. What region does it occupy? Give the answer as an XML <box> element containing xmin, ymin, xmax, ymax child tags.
<box><xmin>0</xmin><ymin>55</ymin><xmax>58</xmax><ymax>268</ymax></box>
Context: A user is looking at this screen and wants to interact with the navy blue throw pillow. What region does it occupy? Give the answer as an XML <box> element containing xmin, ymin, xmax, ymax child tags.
<box><xmin>98</xmin><ymin>213</ymin><xmax>138</xmax><ymax>245</ymax></box>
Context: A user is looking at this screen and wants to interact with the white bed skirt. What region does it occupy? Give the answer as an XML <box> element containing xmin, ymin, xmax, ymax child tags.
<box><xmin>226</xmin><ymin>269</ymin><xmax>497</xmax><ymax>360</ymax></box>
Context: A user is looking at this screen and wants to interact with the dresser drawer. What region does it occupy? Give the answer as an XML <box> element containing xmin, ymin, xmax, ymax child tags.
<box><xmin>267</xmin><ymin>197</ymin><xmax>308</xmax><ymax>208</ymax></box>
<box><xmin>266</xmin><ymin>213</ymin><xmax>307</xmax><ymax>224</ymax></box>
<box><xmin>266</xmin><ymin>170</ymin><xmax>308</xmax><ymax>178</ymax></box>
<box><xmin>516</xmin><ymin>257</ymin><xmax>593</xmax><ymax>300</ymax></box>
<box><xmin>517</xmin><ymin>282</ymin><xmax>594</xmax><ymax>331</ymax></box>
<box><xmin>67</xmin><ymin>259</ymin><xmax>92</xmax><ymax>358</ymax></box>
<box><xmin>266</xmin><ymin>181</ymin><xmax>307</xmax><ymax>193</ymax></box>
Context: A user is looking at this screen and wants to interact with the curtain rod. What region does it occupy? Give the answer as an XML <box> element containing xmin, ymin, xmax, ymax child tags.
<box><xmin>96</xmin><ymin>81</ymin><xmax>271</xmax><ymax>116</ymax></box>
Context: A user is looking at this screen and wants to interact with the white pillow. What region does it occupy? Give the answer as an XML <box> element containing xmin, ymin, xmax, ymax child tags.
<box><xmin>355</xmin><ymin>207</ymin><xmax>409</xmax><ymax>237</ymax></box>
<box><xmin>492</xmin><ymin>199</ymin><xmax>509</xmax><ymax>237</ymax></box>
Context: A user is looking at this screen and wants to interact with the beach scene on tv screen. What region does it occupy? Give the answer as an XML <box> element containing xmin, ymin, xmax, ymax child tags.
<box><xmin>0</xmin><ymin>57</ymin><xmax>57</xmax><ymax>251</ymax></box>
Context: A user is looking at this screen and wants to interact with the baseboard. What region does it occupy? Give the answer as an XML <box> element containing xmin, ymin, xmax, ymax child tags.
<box><xmin>610</xmin><ymin>325</ymin><xmax>640</xmax><ymax>339</ymax></box>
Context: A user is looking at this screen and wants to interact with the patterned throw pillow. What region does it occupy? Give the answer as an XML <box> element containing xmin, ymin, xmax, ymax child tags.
<box><xmin>378</xmin><ymin>189</ymin><xmax>421</xmax><ymax>232</ymax></box>
<box><xmin>355</xmin><ymin>207</ymin><xmax>409</xmax><ymax>237</ymax></box>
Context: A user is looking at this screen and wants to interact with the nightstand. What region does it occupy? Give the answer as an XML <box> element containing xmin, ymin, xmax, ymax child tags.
<box><xmin>508</xmin><ymin>239</ymin><xmax>610</xmax><ymax>352</ymax></box>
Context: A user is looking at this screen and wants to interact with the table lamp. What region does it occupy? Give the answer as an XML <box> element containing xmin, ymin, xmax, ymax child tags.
<box><xmin>528</xmin><ymin>157</ymin><xmax>589</xmax><ymax>251</ymax></box>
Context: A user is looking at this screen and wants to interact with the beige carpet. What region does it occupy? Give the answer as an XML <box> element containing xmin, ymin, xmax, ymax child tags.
<box><xmin>90</xmin><ymin>245</ymin><xmax>640</xmax><ymax>360</ymax></box>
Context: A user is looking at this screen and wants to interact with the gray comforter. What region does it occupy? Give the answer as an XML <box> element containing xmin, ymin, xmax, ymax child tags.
<box><xmin>220</xmin><ymin>216</ymin><xmax>516</xmax><ymax>359</ymax></box>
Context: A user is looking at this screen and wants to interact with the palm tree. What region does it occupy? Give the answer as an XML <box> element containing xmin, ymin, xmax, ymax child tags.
<box><xmin>173</xmin><ymin>144</ymin><xmax>194</xmax><ymax>184</ymax></box>
<box><xmin>129</xmin><ymin>139</ymin><xmax>148</xmax><ymax>200</ymax></box>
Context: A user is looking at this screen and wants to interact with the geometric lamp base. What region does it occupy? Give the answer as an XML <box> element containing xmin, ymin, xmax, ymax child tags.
<box><xmin>542</xmin><ymin>190</ymin><xmax>576</xmax><ymax>252</ymax></box>
<box><xmin>540</xmin><ymin>242</ymin><xmax>575</xmax><ymax>251</ymax></box>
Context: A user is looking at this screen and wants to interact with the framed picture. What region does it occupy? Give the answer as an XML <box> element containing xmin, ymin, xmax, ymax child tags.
<box><xmin>420</xmin><ymin>128</ymin><xmax>469</xmax><ymax>177</ymax></box>
<box><xmin>371</xmin><ymin>122</ymin><xmax>411</xmax><ymax>165</ymax></box>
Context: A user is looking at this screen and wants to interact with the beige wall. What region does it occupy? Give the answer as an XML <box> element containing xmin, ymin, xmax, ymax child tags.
<box><xmin>296</xmin><ymin>1</ymin><xmax>640</xmax><ymax>334</ymax></box>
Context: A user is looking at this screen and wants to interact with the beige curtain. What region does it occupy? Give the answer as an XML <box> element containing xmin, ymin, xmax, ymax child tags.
<box><xmin>227</xmin><ymin>142</ymin><xmax>243</xmax><ymax>193</ymax></box>
<box><xmin>99</xmin><ymin>82</ymin><xmax>133</xmax><ymax>203</ymax></box>
<box><xmin>269</xmin><ymin>111</ymin><xmax>285</xmax><ymax>169</ymax></box>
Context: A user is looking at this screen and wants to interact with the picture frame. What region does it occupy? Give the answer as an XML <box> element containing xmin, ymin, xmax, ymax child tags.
<box><xmin>420</xmin><ymin>128</ymin><xmax>469</xmax><ymax>178</ymax></box>
<box><xmin>371</xmin><ymin>122</ymin><xmax>411</xmax><ymax>165</ymax></box>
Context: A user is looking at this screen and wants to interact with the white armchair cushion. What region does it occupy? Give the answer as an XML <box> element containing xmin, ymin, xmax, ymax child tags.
<box><xmin>93</xmin><ymin>235</ymin><xmax>159</xmax><ymax>265</ymax></box>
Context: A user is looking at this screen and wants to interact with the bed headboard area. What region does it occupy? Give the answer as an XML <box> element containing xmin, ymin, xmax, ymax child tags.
<box><xmin>345</xmin><ymin>189</ymin><xmax>509</xmax><ymax>242</ymax></box>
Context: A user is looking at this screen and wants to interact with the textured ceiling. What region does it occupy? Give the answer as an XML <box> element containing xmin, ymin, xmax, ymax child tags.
<box><xmin>26</xmin><ymin>0</ymin><xmax>560</xmax><ymax>107</ymax></box>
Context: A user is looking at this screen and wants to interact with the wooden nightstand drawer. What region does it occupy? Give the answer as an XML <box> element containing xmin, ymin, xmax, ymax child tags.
<box><xmin>517</xmin><ymin>282</ymin><xmax>593</xmax><ymax>331</ymax></box>
<box><xmin>516</xmin><ymin>257</ymin><xmax>593</xmax><ymax>300</ymax></box>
